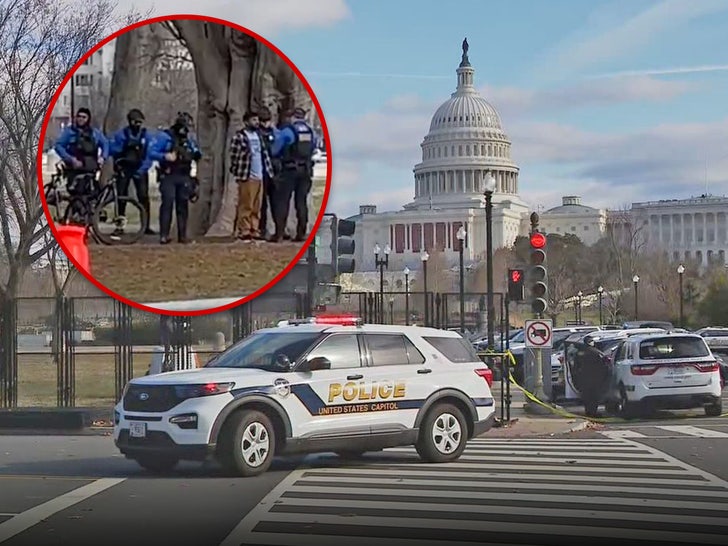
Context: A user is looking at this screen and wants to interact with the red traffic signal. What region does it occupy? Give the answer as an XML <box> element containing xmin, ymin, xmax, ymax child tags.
<box><xmin>530</xmin><ymin>232</ymin><xmax>546</xmax><ymax>249</ymax></box>
<box><xmin>507</xmin><ymin>268</ymin><xmax>525</xmax><ymax>301</ymax></box>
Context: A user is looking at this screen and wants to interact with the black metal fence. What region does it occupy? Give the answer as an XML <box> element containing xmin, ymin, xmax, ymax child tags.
<box><xmin>337</xmin><ymin>290</ymin><xmax>508</xmax><ymax>332</ymax></box>
<box><xmin>0</xmin><ymin>290</ymin><xmax>513</xmax><ymax>413</ymax></box>
<box><xmin>0</xmin><ymin>291</ymin><xmax>301</xmax><ymax>410</ymax></box>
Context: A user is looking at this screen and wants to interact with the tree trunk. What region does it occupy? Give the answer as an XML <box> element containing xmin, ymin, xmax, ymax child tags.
<box><xmin>173</xmin><ymin>21</ymin><xmax>315</xmax><ymax>237</ymax></box>
<box><xmin>175</xmin><ymin>21</ymin><xmax>256</xmax><ymax>236</ymax></box>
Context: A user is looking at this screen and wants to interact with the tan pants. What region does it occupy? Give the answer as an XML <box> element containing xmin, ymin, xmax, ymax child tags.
<box><xmin>235</xmin><ymin>178</ymin><xmax>263</xmax><ymax>238</ymax></box>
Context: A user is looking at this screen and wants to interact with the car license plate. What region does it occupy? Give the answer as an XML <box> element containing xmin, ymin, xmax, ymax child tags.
<box><xmin>666</xmin><ymin>367</ymin><xmax>687</xmax><ymax>377</ymax></box>
<box><xmin>129</xmin><ymin>422</ymin><xmax>147</xmax><ymax>438</ymax></box>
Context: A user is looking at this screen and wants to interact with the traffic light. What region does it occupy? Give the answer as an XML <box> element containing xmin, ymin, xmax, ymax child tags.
<box><xmin>528</xmin><ymin>231</ymin><xmax>548</xmax><ymax>315</ymax></box>
<box><xmin>330</xmin><ymin>217</ymin><xmax>356</xmax><ymax>275</ymax></box>
<box><xmin>507</xmin><ymin>268</ymin><xmax>525</xmax><ymax>301</ymax></box>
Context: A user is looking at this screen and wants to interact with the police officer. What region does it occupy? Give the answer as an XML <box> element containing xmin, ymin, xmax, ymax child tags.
<box><xmin>569</xmin><ymin>337</ymin><xmax>612</xmax><ymax>417</ymax></box>
<box><xmin>148</xmin><ymin>114</ymin><xmax>202</xmax><ymax>244</ymax></box>
<box><xmin>257</xmin><ymin>107</ymin><xmax>279</xmax><ymax>240</ymax></box>
<box><xmin>109</xmin><ymin>108</ymin><xmax>155</xmax><ymax>235</ymax></box>
<box><xmin>53</xmin><ymin>107</ymin><xmax>109</xmax><ymax>195</ymax></box>
<box><xmin>271</xmin><ymin>107</ymin><xmax>316</xmax><ymax>242</ymax></box>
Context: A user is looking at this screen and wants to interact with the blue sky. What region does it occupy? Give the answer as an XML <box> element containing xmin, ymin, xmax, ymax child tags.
<box><xmin>139</xmin><ymin>0</ymin><xmax>728</xmax><ymax>217</ymax></box>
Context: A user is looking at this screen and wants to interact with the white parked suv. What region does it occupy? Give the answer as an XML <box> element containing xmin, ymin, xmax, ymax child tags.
<box><xmin>605</xmin><ymin>332</ymin><xmax>722</xmax><ymax>418</ymax></box>
<box><xmin>113</xmin><ymin>316</ymin><xmax>496</xmax><ymax>476</ymax></box>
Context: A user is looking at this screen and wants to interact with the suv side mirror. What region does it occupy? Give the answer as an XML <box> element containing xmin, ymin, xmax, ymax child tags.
<box><xmin>301</xmin><ymin>356</ymin><xmax>331</xmax><ymax>372</ymax></box>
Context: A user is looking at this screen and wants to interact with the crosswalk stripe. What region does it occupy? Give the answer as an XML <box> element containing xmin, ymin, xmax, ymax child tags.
<box><xmin>601</xmin><ymin>429</ymin><xmax>648</xmax><ymax>438</ymax></box>
<box><xmin>220</xmin><ymin>437</ymin><xmax>728</xmax><ymax>546</ymax></box>
<box><xmin>657</xmin><ymin>425</ymin><xmax>728</xmax><ymax>438</ymax></box>
<box><xmin>285</xmin><ymin>483</ymin><xmax>728</xmax><ymax>511</ymax></box>
<box><xmin>310</xmin><ymin>470</ymin><xmax>712</xmax><ymax>486</ymax></box>
<box><xmin>289</xmin><ymin>473</ymin><xmax>728</xmax><ymax>498</ymax></box>
<box><xmin>229</xmin><ymin>512</ymin><xmax>728</xmax><ymax>545</ymax></box>
<box><xmin>277</xmin><ymin>497</ymin><xmax>728</xmax><ymax>527</ymax></box>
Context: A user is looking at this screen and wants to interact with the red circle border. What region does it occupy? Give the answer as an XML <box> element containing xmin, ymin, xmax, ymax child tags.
<box><xmin>37</xmin><ymin>13</ymin><xmax>333</xmax><ymax>318</ymax></box>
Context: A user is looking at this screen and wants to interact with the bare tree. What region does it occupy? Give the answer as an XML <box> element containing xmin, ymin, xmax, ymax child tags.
<box><xmin>0</xmin><ymin>0</ymin><xmax>143</xmax><ymax>302</ymax></box>
<box><xmin>467</xmin><ymin>247</ymin><xmax>511</xmax><ymax>295</ymax></box>
<box><xmin>411</xmin><ymin>247</ymin><xmax>452</xmax><ymax>294</ymax></box>
<box><xmin>602</xmin><ymin>206</ymin><xmax>648</xmax><ymax>320</ymax></box>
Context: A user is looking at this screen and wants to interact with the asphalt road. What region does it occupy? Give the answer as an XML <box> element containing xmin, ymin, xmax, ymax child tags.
<box><xmin>2</xmin><ymin>426</ymin><xmax>728</xmax><ymax>546</ymax></box>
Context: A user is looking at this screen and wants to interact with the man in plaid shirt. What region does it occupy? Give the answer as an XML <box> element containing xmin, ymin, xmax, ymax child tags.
<box><xmin>229</xmin><ymin>111</ymin><xmax>275</xmax><ymax>241</ymax></box>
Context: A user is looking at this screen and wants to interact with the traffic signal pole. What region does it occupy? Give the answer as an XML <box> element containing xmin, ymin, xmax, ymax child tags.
<box><xmin>525</xmin><ymin>212</ymin><xmax>551</xmax><ymax>414</ymax></box>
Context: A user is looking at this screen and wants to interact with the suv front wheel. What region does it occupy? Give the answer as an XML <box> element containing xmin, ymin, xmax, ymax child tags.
<box><xmin>415</xmin><ymin>403</ymin><xmax>468</xmax><ymax>463</ymax></box>
<box><xmin>219</xmin><ymin>409</ymin><xmax>276</xmax><ymax>477</ymax></box>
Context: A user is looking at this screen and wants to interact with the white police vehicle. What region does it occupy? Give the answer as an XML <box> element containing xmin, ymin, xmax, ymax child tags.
<box><xmin>605</xmin><ymin>332</ymin><xmax>722</xmax><ymax>418</ymax></box>
<box><xmin>113</xmin><ymin>316</ymin><xmax>495</xmax><ymax>477</ymax></box>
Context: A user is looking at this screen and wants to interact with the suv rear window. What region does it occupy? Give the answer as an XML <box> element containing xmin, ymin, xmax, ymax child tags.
<box><xmin>423</xmin><ymin>336</ymin><xmax>480</xmax><ymax>363</ymax></box>
<box><xmin>639</xmin><ymin>337</ymin><xmax>710</xmax><ymax>360</ymax></box>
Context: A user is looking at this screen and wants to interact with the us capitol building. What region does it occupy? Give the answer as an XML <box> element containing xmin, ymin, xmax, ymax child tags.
<box><xmin>344</xmin><ymin>40</ymin><xmax>531</xmax><ymax>289</ymax></box>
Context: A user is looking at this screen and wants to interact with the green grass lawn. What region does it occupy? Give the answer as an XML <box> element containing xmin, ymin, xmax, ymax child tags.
<box><xmin>16</xmin><ymin>350</ymin><xmax>220</xmax><ymax>408</ymax></box>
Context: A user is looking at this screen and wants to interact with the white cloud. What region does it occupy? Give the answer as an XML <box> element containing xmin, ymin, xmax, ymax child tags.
<box><xmin>534</xmin><ymin>0</ymin><xmax>728</xmax><ymax>80</ymax></box>
<box><xmin>590</xmin><ymin>64</ymin><xmax>728</xmax><ymax>79</ymax></box>
<box><xmin>120</xmin><ymin>0</ymin><xmax>351</xmax><ymax>36</ymax></box>
<box><xmin>325</xmin><ymin>77</ymin><xmax>728</xmax><ymax>215</ymax></box>
<box><xmin>327</xmin><ymin>75</ymin><xmax>700</xmax><ymax>169</ymax></box>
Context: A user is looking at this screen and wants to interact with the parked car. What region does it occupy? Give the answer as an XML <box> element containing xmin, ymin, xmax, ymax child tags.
<box><xmin>694</xmin><ymin>327</ymin><xmax>728</xmax><ymax>352</ymax></box>
<box><xmin>604</xmin><ymin>332</ymin><xmax>722</xmax><ymax>418</ymax></box>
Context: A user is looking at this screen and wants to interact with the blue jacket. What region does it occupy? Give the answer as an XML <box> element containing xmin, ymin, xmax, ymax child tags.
<box><xmin>109</xmin><ymin>126</ymin><xmax>154</xmax><ymax>175</ymax></box>
<box><xmin>53</xmin><ymin>125</ymin><xmax>109</xmax><ymax>165</ymax></box>
<box><xmin>148</xmin><ymin>130</ymin><xmax>202</xmax><ymax>171</ymax></box>
<box><xmin>270</xmin><ymin>120</ymin><xmax>317</xmax><ymax>158</ymax></box>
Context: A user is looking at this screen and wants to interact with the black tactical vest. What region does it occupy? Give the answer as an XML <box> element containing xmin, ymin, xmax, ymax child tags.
<box><xmin>167</xmin><ymin>130</ymin><xmax>193</xmax><ymax>174</ymax></box>
<box><xmin>281</xmin><ymin>121</ymin><xmax>313</xmax><ymax>169</ymax></box>
<box><xmin>72</xmin><ymin>128</ymin><xmax>98</xmax><ymax>172</ymax></box>
<box><xmin>122</xmin><ymin>127</ymin><xmax>147</xmax><ymax>168</ymax></box>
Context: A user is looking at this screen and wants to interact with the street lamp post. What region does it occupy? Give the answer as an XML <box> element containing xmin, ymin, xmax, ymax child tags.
<box><xmin>577</xmin><ymin>290</ymin><xmax>583</xmax><ymax>324</ymax></box>
<box><xmin>633</xmin><ymin>275</ymin><xmax>640</xmax><ymax>320</ymax></box>
<box><xmin>403</xmin><ymin>266</ymin><xmax>410</xmax><ymax>326</ymax></box>
<box><xmin>374</xmin><ymin>244</ymin><xmax>390</xmax><ymax>323</ymax></box>
<box><xmin>484</xmin><ymin>172</ymin><xmax>496</xmax><ymax>350</ymax></box>
<box><xmin>456</xmin><ymin>225</ymin><xmax>467</xmax><ymax>335</ymax></box>
<box><xmin>421</xmin><ymin>251</ymin><xmax>429</xmax><ymax>326</ymax></box>
<box><xmin>597</xmin><ymin>286</ymin><xmax>604</xmax><ymax>325</ymax></box>
<box><xmin>677</xmin><ymin>264</ymin><xmax>685</xmax><ymax>328</ymax></box>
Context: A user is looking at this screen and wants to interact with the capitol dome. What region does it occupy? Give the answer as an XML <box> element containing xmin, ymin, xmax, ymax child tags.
<box><xmin>408</xmin><ymin>39</ymin><xmax>521</xmax><ymax>211</ymax></box>
<box><xmin>429</xmin><ymin>94</ymin><xmax>503</xmax><ymax>132</ymax></box>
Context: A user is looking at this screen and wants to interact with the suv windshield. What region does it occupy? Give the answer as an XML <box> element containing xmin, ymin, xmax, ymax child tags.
<box><xmin>206</xmin><ymin>331</ymin><xmax>323</xmax><ymax>370</ymax></box>
<box><xmin>639</xmin><ymin>336</ymin><xmax>710</xmax><ymax>360</ymax></box>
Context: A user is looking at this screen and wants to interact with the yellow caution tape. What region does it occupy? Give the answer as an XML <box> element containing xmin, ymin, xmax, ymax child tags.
<box><xmin>480</xmin><ymin>349</ymin><xmax>728</xmax><ymax>423</ymax></box>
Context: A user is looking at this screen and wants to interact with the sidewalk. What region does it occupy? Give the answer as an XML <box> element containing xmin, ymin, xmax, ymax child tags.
<box><xmin>485</xmin><ymin>416</ymin><xmax>591</xmax><ymax>438</ymax></box>
<box><xmin>485</xmin><ymin>383</ymin><xmax>591</xmax><ymax>438</ymax></box>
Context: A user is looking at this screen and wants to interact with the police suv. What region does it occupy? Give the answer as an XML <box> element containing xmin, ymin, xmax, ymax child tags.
<box><xmin>604</xmin><ymin>332</ymin><xmax>722</xmax><ymax>417</ymax></box>
<box><xmin>113</xmin><ymin>316</ymin><xmax>495</xmax><ymax>477</ymax></box>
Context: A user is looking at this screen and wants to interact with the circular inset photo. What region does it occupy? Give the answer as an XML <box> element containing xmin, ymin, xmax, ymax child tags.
<box><xmin>38</xmin><ymin>14</ymin><xmax>331</xmax><ymax>315</ymax></box>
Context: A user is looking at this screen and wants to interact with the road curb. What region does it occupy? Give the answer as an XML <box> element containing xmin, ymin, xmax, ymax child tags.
<box><xmin>0</xmin><ymin>408</ymin><xmax>111</xmax><ymax>431</ymax></box>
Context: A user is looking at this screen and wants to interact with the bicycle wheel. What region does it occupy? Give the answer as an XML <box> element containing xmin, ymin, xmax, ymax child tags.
<box><xmin>43</xmin><ymin>185</ymin><xmax>62</xmax><ymax>221</ymax></box>
<box><xmin>61</xmin><ymin>196</ymin><xmax>92</xmax><ymax>227</ymax></box>
<box><xmin>92</xmin><ymin>196</ymin><xmax>147</xmax><ymax>245</ymax></box>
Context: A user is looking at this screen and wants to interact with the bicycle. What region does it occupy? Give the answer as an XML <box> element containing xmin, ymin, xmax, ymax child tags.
<box><xmin>43</xmin><ymin>162</ymin><xmax>148</xmax><ymax>245</ymax></box>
